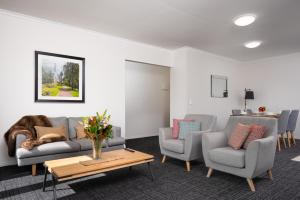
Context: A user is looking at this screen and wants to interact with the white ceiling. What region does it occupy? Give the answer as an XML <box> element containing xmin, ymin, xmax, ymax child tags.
<box><xmin>0</xmin><ymin>0</ymin><xmax>300</xmax><ymax>61</ymax></box>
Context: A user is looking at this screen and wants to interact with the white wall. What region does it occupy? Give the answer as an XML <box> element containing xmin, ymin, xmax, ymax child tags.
<box><xmin>0</xmin><ymin>10</ymin><xmax>172</xmax><ymax>166</ymax></box>
<box><xmin>125</xmin><ymin>61</ymin><xmax>170</xmax><ymax>139</ymax></box>
<box><xmin>243</xmin><ymin>52</ymin><xmax>300</xmax><ymax>138</ymax></box>
<box><xmin>170</xmin><ymin>47</ymin><xmax>246</xmax><ymax>129</ymax></box>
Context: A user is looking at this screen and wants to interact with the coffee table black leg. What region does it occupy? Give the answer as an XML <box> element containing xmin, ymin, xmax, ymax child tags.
<box><xmin>147</xmin><ymin>162</ymin><xmax>154</xmax><ymax>181</ymax></box>
<box><xmin>52</xmin><ymin>174</ymin><xmax>57</xmax><ymax>200</ymax></box>
<box><xmin>43</xmin><ymin>166</ymin><xmax>48</xmax><ymax>192</ymax></box>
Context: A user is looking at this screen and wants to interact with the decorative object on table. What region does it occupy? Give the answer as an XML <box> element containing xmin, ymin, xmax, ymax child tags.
<box><xmin>211</xmin><ymin>75</ymin><xmax>228</xmax><ymax>98</ymax></box>
<box><xmin>244</xmin><ymin>88</ymin><xmax>254</xmax><ymax>111</ymax></box>
<box><xmin>35</xmin><ymin>51</ymin><xmax>85</xmax><ymax>103</ymax></box>
<box><xmin>258</xmin><ymin>106</ymin><xmax>266</xmax><ymax>112</ymax></box>
<box><xmin>82</xmin><ymin>110</ymin><xmax>113</xmax><ymax>159</ymax></box>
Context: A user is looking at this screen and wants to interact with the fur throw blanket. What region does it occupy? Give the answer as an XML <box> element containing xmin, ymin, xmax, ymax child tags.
<box><xmin>4</xmin><ymin>115</ymin><xmax>52</xmax><ymax>157</ymax></box>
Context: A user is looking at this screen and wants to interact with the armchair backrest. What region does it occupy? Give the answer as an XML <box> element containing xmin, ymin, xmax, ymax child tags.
<box><xmin>184</xmin><ymin>114</ymin><xmax>217</xmax><ymax>131</ymax></box>
<box><xmin>224</xmin><ymin>116</ymin><xmax>277</xmax><ymax>139</ymax></box>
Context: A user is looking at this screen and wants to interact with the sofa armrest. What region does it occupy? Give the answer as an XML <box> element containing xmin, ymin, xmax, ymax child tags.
<box><xmin>16</xmin><ymin>134</ymin><xmax>27</xmax><ymax>149</ymax></box>
<box><xmin>112</xmin><ymin>126</ymin><xmax>121</xmax><ymax>137</ymax></box>
<box><xmin>159</xmin><ymin>128</ymin><xmax>173</xmax><ymax>140</ymax></box>
<box><xmin>202</xmin><ymin>131</ymin><xmax>227</xmax><ymax>167</ymax></box>
<box><xmin>184</xmin><ymin>130</ymin><xmax>210</xmax><ymax>160</ymax></box>
<box><xmin>245</xmin><ymin>136</ymin><xmax>276</xmax><ymax>178</ymax></box>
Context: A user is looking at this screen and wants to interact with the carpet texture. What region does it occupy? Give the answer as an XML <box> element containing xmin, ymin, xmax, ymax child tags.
<box><xmin>0</xmin><ymin>136</ymin><xmax>300</xmax><ymax>200</ymax></box>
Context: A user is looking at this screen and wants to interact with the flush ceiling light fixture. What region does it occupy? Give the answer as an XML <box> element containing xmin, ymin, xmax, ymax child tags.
<box><xmin>244</xmin><ymin>41</ymin><xmax>262</xmax><ymax>48</ymax></box>
<box><xmin>234</xmin><ymin>14</ymin><xmax>256</xmax><ymax>26</ymax></box>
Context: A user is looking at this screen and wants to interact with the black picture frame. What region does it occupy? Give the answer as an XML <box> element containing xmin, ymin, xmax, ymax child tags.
<box><xmin>35</xmin><ymin>51</ymin><xmax>85</xmax><ymax>103</ymax></box>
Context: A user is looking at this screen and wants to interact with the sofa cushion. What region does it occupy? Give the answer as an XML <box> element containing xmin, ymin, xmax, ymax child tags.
<box><xmin>107</xmin><ymin>137</ymin><xmax>125</xmax><ymax>147</ymax></box>
<box><xmin>68</xmin><ymin>117</ymin><xmax>83</xmax><ymax>139</ymax></box>
<box><xmin>172</xmin><ymin>119</ymin><xmax>194</xmax><ymax>139</ymax></box>
<box><xmin>208</xmin><ymin>147</ymin><xmax>245</xmax><ymax>168</ymax></box>
<box><xmin>163</xmin><ymin>139</ymin><xmax>185</xmax><ymax>154</ymax></box>
<box><xmin>16</xmin><ymin>141</ymin><xmax>80</xmax><ymax>159</ymax></box>
<box><xmin>243</xmin><ymin>124</ymin><xmax>266</xmax><ymax>149</ymax></box>
<box><xmin>49</xmin><ymin>117</ymin><xmax>69</xmax><ymax>138</ymax></box>
<box><xmin>75</xmin><ymin>125</ymin><xmax>86</xmax><ymax>139</ymax></box>
<box><xmin>178</xmin><ymin>121</ymin><xmax>201</xmax><ymax>140</ymax></box>
<box><xmin>72</xmin><ymin>138</ymin><xmax>107</xmax><ymax>151</ymax></box>
<box><xmin>228</xmin><ymin>123</ymin><xmax>250</xmax><ymax>150</ymax></box>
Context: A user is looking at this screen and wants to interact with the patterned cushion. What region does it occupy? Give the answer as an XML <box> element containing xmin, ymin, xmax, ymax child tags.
<box><xmin>178</xmin><ymin>121</ymin><xmax>201</xmax><ymax>140</ymax></box>
<box><xmin>243</xmin><ymin>124</ymin><xmax>266</xmax><ymax>149</ymax></box>
<box><xmin>172</xmin><ymin>119</ymin><xmax>193</xmax><ymax>139</ymax></box>
<box><xmin>228</xmin><ymin>123</ymin><xmax>251</xmax><ymax>150</ymax></box>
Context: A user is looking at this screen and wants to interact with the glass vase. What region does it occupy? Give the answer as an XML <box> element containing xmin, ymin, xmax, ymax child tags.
<box><xmin>92</xmin><ymin>138</ymin><xmax>103</xmax><ymax>160</ymax></box>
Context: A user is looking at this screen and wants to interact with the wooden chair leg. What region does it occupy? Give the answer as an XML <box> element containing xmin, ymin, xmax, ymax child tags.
<box><xmin>161</xmin><ymin>155</ymin><xmax>166</xmax><ymax>163</ymax></box>
<box><xmin>267</xmin><ymin>169</ymin><xmax>273</xmax><ymax>180</ymax></box>
<box><xmin>207</xmin><ymin>168</ymin><xmax>213</xmax><ymax>178</ymax></box>
<box><xmin>291</xmin><ymin>133</ymin><xmax>296</xmax><ymax>145</ymax></box>
<box><xmin>32</xmin><ymin>164</ymin><xmax>37</xmax><ymax>176</ymax></box>
<box><xmin>186</xmin><ymin>161</ymin><xmax>191</xmax><ymax>172</ymax></box>
<box><xmin>282</xmin><ymin>134</ymin><xmax>287</xmax><ymax>148</ymax></box>
<box><xmin>277</xmin><ymin>137</ymin><xmax>281</xmax><ymax>151</ymax></box>
<box><xmin>246</xmin><ymin>178</ymin><xmax>256</xmax><ymax>192</ymax></box>
<box><xmin>287</xmin><ymin>132</ymin><xmax>291</xmax><ymax>148</ymax></box>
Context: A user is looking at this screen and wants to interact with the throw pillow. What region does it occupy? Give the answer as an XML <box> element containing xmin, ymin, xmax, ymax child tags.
<box><xmin>34</xmin><ymin>126</ymin><xmax>67</xmax><ymax>142</ymax></box>
<box><xmin>178</xmin><ymin>121</ymin><xmax>201</xmax><ymax>140</ymax></box>
<box><xmin>75</xmin><ymin>125</ymin><xmax>86</xmax><ymax>139</ymax></box>
<box><xmin>172</xmin><ymin>119</ymin><xmax>194</xmax><ymax>139</ymax></box>
<box><xmin>228</xmin><ymin>123</ymin><xmax>251</xmax><ymax>150</ymax></box>
<box><xmin>243</xmin><ymin>124</ymin><xmax>266</xmax><ymax>149</ymax></box>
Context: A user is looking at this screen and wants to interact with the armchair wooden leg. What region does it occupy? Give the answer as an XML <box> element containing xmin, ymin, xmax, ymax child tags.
<box><xmin>32</xmin><ymin>164</ymin><xmax>37</xmax><ymax>176</ymax></box>
<box><xmin>246</xmin><ymin>178</ymin><xmax>256</xmax><ymax>192</ymax></box>
<box><xmin>186</xmin><ymin>161</ymin><xmax>191</xmax><ymax>172</ymax></box>
<box><xmin>207</xmin><ymin>168</ymin><xmax>213</xmax><ymax>178</ymax></box>
<box><xmin>277</xmin><ymin>137</ymin><xmax>281</xmax><ymax>151</ymax></box>
<box><xmin>267</xmin><ymin>169</ymin><xmax>273</xmax><ymax>180</ymax></box>
<box><xmin>161</xmin><ymin>155</ymin><xmax>166</xmax><ymax>163</ymax></box>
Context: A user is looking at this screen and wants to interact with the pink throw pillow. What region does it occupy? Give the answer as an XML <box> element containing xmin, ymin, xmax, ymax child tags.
<box><xmin>172</xmin><ymin>119</ymin><xmax>193</xmax><ymax>139</ymax></box>
<box><xmin>243</xmin><ymin>124</ymin><xmax>266</xmax><ymax>149</ymax></box>
<box><xmin>228</xmin><ymin>123</ymin><xmax>251</xmax><ymax>150</ymax></box>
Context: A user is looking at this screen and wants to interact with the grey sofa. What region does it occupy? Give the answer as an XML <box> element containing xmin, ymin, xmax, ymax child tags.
<box><xmin>159</xmin><ymin>114</ymin><xmax>217</xmax><ymax>171</ymax></box>
<box><xmin>15</xmin><ymin>117</ymin><xmax>125</xmax><ymax>175</ymax></box>
<box><xmin>202</xmin><ymin>116</ymin><xmax>277</xmax><ymax>192</ymax></box>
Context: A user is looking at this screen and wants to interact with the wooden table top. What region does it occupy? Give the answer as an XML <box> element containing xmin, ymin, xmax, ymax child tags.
<box><xmin>44</xmin><ymin>149</ymin><xmax>154</xmax><ymax>181</ymax></box>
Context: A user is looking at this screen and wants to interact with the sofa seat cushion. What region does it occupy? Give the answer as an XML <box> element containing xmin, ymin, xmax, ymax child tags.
<box><xmin>107</xmin><ymin>137</ymin><xmax>125</xmax><ymax>147</ymax></box>
<box><xmin>16</xmin><ymin>141</ymin><xmax>80</xmax><ymax>159</ymax></box>
<box><xmin>209</xmin><ymin>147</ymin><xmax>245</xmax><ymax>168</ymax></box>
<box><xmin>72</xmin><ymin>138</ymin><xmax>107</xmax><ymax>151</ymax></box>
<box><xmin>163</xmin><ymin>139</ymin><xmax>185</xmax><ymax>154</ymax></box>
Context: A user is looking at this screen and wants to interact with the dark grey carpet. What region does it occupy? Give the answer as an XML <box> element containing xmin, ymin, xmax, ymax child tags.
<box><xmin>1</xmin><ymin>136</ymin><xmax>300</xmax><ymax>200</ymax></box>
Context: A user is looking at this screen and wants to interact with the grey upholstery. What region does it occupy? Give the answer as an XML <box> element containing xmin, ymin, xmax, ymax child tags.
<box><xmin>278</xmin><ymin>110</ymin><xmax>290</xmax><ymax>134</ymax></box>
<box><xmin>287</xmin><ymin>110</ymin><xmax>299</xmax><ymax>132</ymax></box>
<box><xmin>159</xmin><ymin>114</ymin><xmax>217</xmax><ymax>162</ymax></box>
<box><xmin>202</xmin><ymin>116</ymin><xmax>277</xmax><ymax>179</ymax></box>
<box><xmin>15</xmin><ymin>117</ymin><xmax>125</xmax><ymax>166</ymax></box>
<box><xmin>232</xmin><ymin>110</ymin><xmax>241</xmax><ymax>115</ymax></box>
<box><xmin>245</xmin><ymin>109</ymin><xmax>253</xmax><ymax>114</ymax></box>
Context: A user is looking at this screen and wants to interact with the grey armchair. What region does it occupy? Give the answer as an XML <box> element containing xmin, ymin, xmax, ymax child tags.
<box><xmin>159</xmin><ymin>114</ymin><xmax>216</xmax><ymax>171</ymax></box>
<box><xmin>202</xmin><ymin>116</ymin><xmax>277</xmax><ymax>192</ymax></box>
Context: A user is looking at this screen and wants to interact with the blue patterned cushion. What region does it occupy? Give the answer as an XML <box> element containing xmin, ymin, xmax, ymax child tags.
<box><xmin>178</xmin><ymin>121</ymin><xmax>201</xmax><ymax>139</ymax></box>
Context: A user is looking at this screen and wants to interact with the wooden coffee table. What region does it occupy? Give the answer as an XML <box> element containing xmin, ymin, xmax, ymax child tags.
<box><xmin>42</xmin><ymin>149</ymin><xmax>154</xmax><ymax>200</ymax></box>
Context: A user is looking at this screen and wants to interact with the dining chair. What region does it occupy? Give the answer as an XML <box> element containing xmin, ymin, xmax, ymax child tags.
<box><xmin>232</xmin><ymin>109</ymin><xmax>241</xmax><ymax>115</ymax></box>
<box><xmin>287</xmin><ymin>110</ymin><xmax>299</xmax><ymax>147</ymax></box>
<box><xmin>277</xmin><ymin>110</ymin><xmax>290</xmax><ymax>151</ymax></box>
<box><xmin>246</xmin><ymin>109</ymin><xmax>253</xmax><ymax>114</ymax></box>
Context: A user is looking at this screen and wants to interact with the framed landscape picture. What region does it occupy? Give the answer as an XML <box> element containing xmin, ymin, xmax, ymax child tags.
<box><xmin>35</xmin><ymin>51</ymin><xmax>85</xmax><ymax>103</ymax></box>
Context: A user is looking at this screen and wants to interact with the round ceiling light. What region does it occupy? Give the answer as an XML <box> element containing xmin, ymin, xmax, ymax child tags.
<box><xmin>234</xmin><ymin>14</ymin><xmax>256</xmax><ymax>26</ymax></box>
<box><xmin>244</xmin><ymin>41</ymin><xmax>262</xmax><ymax>48</ymax></box>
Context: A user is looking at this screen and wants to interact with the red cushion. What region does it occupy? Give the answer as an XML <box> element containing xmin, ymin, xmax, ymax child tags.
<box><xmin>172</xmin><ymin>119</ymin><xmax>193</xmax><ymax>139</ymax></box>
<box><xmin>228</xmin><ymin>123</ymin><xmax>251</xmax><ymax>150</ymax></box>
<box><xmin>243</xmin><ymin>124</ymin><xmax>266</xmax><ymax>149</ymax></box>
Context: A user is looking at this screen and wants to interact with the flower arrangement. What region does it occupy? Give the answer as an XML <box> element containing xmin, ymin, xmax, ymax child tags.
<box><xmin>82</xmin><ymin>110</ymin><xmax>113</xmax><ymax>159</ymax></box>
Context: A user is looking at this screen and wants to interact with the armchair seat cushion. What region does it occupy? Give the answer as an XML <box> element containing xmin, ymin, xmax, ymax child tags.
<box><xmin>208</xmin><ymin>147</ymin><xmax>245</xmax><ymax>168</ymax></box>
<box><xmin>163</xmin><ymin>139</ymin><xmax>185</xmax><ymax>154</ymax></box>
<box><xmin>16</xmin><ymin>141</ymin><xmax>80</xmax><ymax>159</ymax></box>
